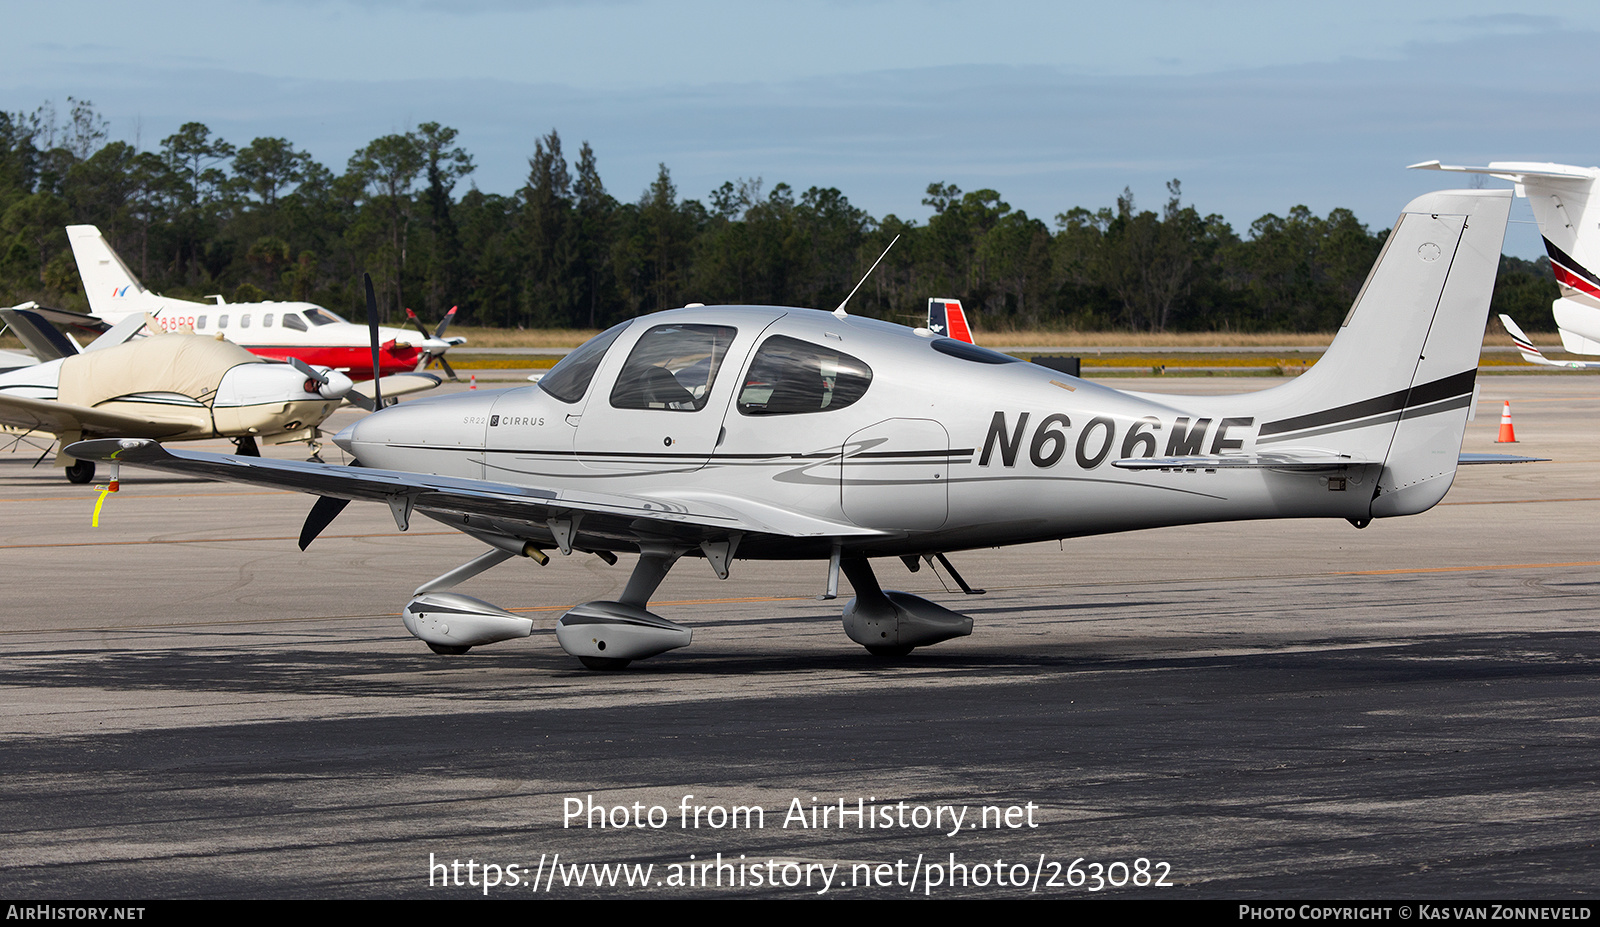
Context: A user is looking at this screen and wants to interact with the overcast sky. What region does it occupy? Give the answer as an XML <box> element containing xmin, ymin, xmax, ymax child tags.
<box><xmin>8</xmin><ymin>0</ymin><xmax>1599</xmax><ymax>258</ymax></box>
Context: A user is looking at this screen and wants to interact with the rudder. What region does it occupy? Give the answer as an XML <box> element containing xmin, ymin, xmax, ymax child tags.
<box><xmin>67</xmin><ymin>225</ymin><xmax>155</xmax><ymax>318</ymax></box>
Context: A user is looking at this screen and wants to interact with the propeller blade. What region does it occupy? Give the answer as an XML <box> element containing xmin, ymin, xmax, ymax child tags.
<box><xmin>298</xmin><ymin>495</ymin><xmax>351</xmax><ymax>550</ymax></box>
<box><xmin>433</xmin><ymin>305</ymin><xmax>458</xmax><ymax>340</ymax></box>
<box><xmin>364</xmin><ymin>274</ymin><xmax>384</xmax><ymax>409</ymax></box>
<box><xmin>404</xmin><ymin>307</ymin><xmax>432</xmax><ymax>341</ymax></box>
<box><xmin>286</xmin><ymin>356</ymin><xmax>328</xmax><ymax>388</ymax></box>
<box><xmin>438</xmin><ymin>355</ymin><xmax>458</xmax><ymax>381</ymax></box>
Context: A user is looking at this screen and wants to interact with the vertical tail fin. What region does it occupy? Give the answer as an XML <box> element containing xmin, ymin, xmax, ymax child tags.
<box><xmin>1249</xmin><ymin>189</ymin><xmax>1511</xmax><ymax>517</ymax></box>
<box><xmin>66</xmin><ymin>225</ymin><xmax>157</xmax><ymax>319</ymax></box>
<box><xmin>1411</xmin><ymin>161</ymin><xmax>1600</xmax><ymax>353</ymax></box>
<box><xmin>926</xmin><ymin>298</ymin><xmax>973</xmax><ymax>343</ymax></box>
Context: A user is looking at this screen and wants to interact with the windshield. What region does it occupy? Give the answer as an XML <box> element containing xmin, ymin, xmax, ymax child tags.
<box><xmin>539</xmin><ymin>321</ymin><xmax>630</xmax><ymax>404</ymax></box>
<box><xmin>304</xmin><ymin>307</ymin><xmax>347</xmax><ymax>326</ymax></box>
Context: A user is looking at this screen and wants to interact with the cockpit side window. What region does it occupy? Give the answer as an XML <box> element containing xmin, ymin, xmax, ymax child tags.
<box><xmin>304</xmin><ymin>307</ymin><xmax>344</xmax><ymax>326</ymax></box>
<box><xmin>737</xmin><ymin>335</ymin><xmax>872</xmax><ymax>415</ymax></box>
<box><xmin>282</xmin><ymin>313</ymin><xmax>307</xmax><ymax>332</ymax></box>
<box><xmin>610</xmin><ymin>324</ymin><xmax>737</xmax><ymax>412</ymax></box>
<box><xmin>539</xmin><ymin>320</ymin><xmax>629</xmax><ymax>404</ymax></box>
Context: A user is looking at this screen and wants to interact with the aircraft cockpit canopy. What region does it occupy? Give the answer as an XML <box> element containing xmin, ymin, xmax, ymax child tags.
<box><xmin>610</xmin><ymin>324</ymin><xmax>736</xmax><ymax>412</ymax></box>
<box><xmin>538</xmin><ymin>320</ymin><xmax>874</xmax><ymax>416</ymax></box>
<box><xmin>738</xmin><ymin>335</ymin><xmax>872</xmax><ymax>415</ymax></box>
<box><xmin>303</xmin><ymin>307</ymin><xmax>349</xmax><ymax>327</ymax></box>
<box><xmin>539</xmin><ymin>321</ymin><xmax>630</xmax><ymax>403</ymax></box>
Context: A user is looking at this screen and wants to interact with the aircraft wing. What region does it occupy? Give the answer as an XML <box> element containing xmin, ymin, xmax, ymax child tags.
<box><xmin>0</xmin><ymin>394</ymin><xmax>192</xmax><ymax>438</ymax></box>
<box><xmin>5</xmin><ymin>303</ymin><xmax>110</xmax><ymax>334</ymax></box>
<box><xmin>346</xmin><ymin>373</ymin><xmax>442</xmax><ymax>410</ymax></box>
<box><xmin>66</xmin><ymin>438</ymin><xmax>889</xmax><ymax>542</ymax></box>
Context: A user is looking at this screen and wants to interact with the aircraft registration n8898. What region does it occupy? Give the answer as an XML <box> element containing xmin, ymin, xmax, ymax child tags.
<box><xmin>72</xmin><ymin>188</ymin><xmax>1519</xmax><ymax>670</ymax></box>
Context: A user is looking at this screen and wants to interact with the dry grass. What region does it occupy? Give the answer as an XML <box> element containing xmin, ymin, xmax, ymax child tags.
<box><xmin>448</xmin><ymin>326</ymin><xmax>602</xmax><ymax>348</ymax></box>
<box><xmin>974</xmin><ymin>329</ymin><xmax>1338</xmax><ymax>347</ymax></box>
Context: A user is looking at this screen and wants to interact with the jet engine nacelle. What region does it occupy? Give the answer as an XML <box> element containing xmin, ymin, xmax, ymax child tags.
<box><xmin>555</xmin><ymin>601</ymin><xmax>693</xmax><ymax>665</ymax></box>
<box><xmin>403</xmin><ymin>592</ymin><xmax>533</xmax><ymax>648</ymax></box>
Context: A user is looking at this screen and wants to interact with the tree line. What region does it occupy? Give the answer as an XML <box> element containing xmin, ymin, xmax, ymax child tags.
<box><xmin>0</xmin><ymin>99</ymin><xmax>1558</xmax><ymax>332</ymax></box>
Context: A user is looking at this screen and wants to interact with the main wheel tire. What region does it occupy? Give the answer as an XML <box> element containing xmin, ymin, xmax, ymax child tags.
<box><xmin>865</xmin><ymin>644</ymin><xmax>915</xmax><ymax>658</ymax></box>
<box><xmin>426</xmin><ymin>642</ymin><xmax>472</xmax><ymax>655</ymax></box>
<box><xmin>579</xmin><ymin>656</ymin><xmax>632</xmax><ymax>670</ymax></box>
<box><xmin>65</xmin><ymin>460</ymin><xmax>95</xmax><ymax>484</ymax></box>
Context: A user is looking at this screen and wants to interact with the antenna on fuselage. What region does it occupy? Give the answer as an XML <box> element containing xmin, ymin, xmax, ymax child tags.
<box><xmin>833</xmin><ymin>234</ymin><xmax>900</xmax><ymax>320</ymax></box>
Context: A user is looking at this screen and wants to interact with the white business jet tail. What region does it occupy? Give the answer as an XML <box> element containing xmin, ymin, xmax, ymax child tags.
<box><xmin>1411</xmin><ymin>161</ymin><xmax>1600</xmax><ymax>356</ymax></box>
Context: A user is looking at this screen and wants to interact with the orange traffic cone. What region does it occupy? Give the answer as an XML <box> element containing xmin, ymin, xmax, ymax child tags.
<box><xmin>1495</xmin><ymin>400</ymin><xmax>1518</xmax><ymax>443</ymax></box>
<box><xmin>469</xmin><ymin>374</ymin><xmax>477</xmax><ymax>390</ymax></box>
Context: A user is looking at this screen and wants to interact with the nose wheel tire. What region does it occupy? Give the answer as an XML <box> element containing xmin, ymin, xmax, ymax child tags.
<box><xmin>865</xmin><ymin>644</ymin><xmax>916</xmax><ymax>657</ymax></box>
<box><xmin>426</xmin><ymin>642</ymin><xmax>472</xmax><ymax>655</ymax></box>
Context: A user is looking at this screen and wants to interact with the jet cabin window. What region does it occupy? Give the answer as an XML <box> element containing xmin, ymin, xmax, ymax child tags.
<box><xmin>610</xmin><ymin>324</ymin><xmax>737</xmax><ymax>412</ymax></box>
<box><xmin>539</xmin><ymin>320</ymin><xmax>629</xmax><ymax>404</ymax></box>
<box><xmin>737</xmin><ymin>335</ymin><xmax>872</xmax><ymax>415</ymax></box>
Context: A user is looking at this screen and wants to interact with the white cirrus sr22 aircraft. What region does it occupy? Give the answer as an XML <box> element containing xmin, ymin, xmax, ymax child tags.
<box><xmin>72</xmin><ymin>189</ymin><xmax>1525</xmax><ymax>670</ymax></box>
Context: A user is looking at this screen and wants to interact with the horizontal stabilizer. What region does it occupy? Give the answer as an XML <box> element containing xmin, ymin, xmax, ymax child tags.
<box><xmin>1457</xmin><ymin>453</ymin><xmax>1548</xmax><ymax>465</ymax></box>
<box><xmin>1113</xmin><ymin>452</ymin><xmax>1373</xmax><ymax>471</ymax></box>
<box><xmin>1115</xmin><ymin>451</ymin><xmax>1543</xmax><ymax>470</ymax></box>
<box><xmin>1409</xmin><ymin>160</ymin><xmax>1597</xmax><ymax>184</ymax></box>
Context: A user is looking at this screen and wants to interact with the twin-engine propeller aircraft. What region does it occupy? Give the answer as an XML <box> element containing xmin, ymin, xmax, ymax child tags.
<box><xmin>1</xmin><ymin>310</ymin><xmax>355</xmax><ymax>482</ymax></box>
<box><xmin>66</xmin><ymin>225</ymin><xmax>465</xmax><ymax>378</ymax></box>
<box><xmin>73</xmin><ymin>189</ymin><xmax>1520</xmax><ymax>669</ymax></box>
<box><xmin>1412</xmin><ymin>160</ymin><xmax>1600</xmax><ymax>363</ymax></box>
